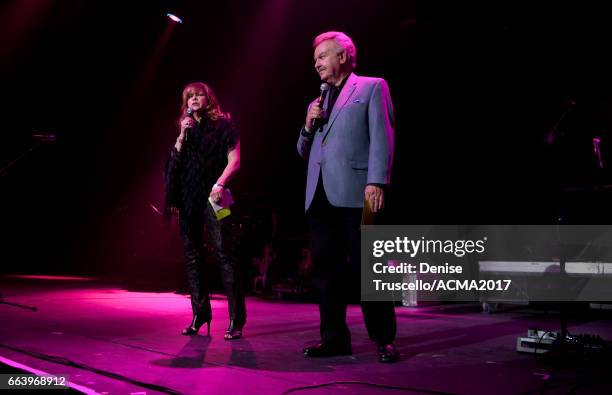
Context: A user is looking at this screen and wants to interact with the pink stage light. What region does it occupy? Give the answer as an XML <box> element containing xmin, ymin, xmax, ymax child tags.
<box><xmin>5</xmin><ymin>274</ymin><xmax>97</xmax><ymax>282</ymax></box>
<box><xmin>166</xmin><ymin>13</ymin><xmax>183</xmax><ymax>23</ymax></box>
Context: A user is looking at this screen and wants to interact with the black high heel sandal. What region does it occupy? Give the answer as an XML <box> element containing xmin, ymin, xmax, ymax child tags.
<box><xmin>224</xmin><ymin>320</ymin><xmax>243</xmax><ymax>340</ymax></box>
<box><xmin>181</xmin><ymin>314</ymin><xmax>211</xmax><ymax>336</ymax></box>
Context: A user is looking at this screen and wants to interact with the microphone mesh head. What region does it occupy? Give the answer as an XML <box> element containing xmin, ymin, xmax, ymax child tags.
<box><xmin>186</xmin><ymin>108</ymin><xmax>194</xmax><ymax>116</ymax></box>
<box><xmin>320</xmin><ymin>83</ymin><xmax>330</xmax><ymax>94</ymax></box>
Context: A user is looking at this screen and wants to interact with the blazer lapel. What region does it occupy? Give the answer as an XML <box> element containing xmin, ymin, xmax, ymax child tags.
<box><xmin>322</xmin><ymin>73</ymin><xmax>358</xmax><ymax>141</ymax></box>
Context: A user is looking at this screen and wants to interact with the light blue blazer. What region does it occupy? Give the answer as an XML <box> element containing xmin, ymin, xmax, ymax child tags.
<box><xmin>297</xmin><ymin>73</ymin><xmax>395</xmax><ymax>211</ymax></box>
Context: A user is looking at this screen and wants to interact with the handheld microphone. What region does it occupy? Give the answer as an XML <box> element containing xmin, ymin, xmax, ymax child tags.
<box><xmin>318</xmin><ymin>82</ymin><xmax>330</xmax><ymax>105</ymax></box>
<box><xmin>313</xmin><ymin>83</ymin><xmax>330</xmax><ymax>130</ymax></box>
<box><xmin>184</xmin><ymin>107</ymin><xmax>196</xmax><ymax>141</ymax></box>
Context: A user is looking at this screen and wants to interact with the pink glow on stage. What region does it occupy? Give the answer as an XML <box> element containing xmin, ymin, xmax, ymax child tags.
<box><xmin>5</xmin><ymin>274</ymin><xmax>97</xmax><ymax>281</ymax></box>
<box><xmin>166</xmin><ymin>13</ymin><xmax>183</xmax><ymax>23</ymax></box>
<box><xmin>0</xmin><ymin>356</ymin><xmax>98</xmax><ymax>395</ymax></box>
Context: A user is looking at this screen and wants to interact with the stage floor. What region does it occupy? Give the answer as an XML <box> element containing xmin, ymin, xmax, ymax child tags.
<box><xmin>1</xmin><ymin>275</ymin><xmax>612</xmax><ymax>394</ymax></box>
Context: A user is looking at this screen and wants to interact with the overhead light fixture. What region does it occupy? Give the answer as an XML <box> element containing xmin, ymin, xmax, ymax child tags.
<box><xmin>166</xmin><ymin>13</ymin><xmax>183</xmax><ymax>23</ymax></box>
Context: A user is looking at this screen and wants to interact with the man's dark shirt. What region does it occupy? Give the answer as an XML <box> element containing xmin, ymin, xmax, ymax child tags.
<box><xmin>325</xmin><ymin>74</ymin><xmax>349</xmax><ymax>118</ymax></box>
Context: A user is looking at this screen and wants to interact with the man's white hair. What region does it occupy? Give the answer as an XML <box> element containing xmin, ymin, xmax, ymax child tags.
<box><xmin>313</xmin><ymin>31</ymin><xmax>357</xmax><ymax>70</ymax></box>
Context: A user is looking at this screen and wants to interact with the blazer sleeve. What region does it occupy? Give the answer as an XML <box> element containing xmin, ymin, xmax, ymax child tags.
<box><xmin>297</xmin><ymin>125</ymin><xmax>315</xmax><ymax>160</ymax></box>
<box><xmin>367</xmin><ymin>79</ymin><xmax>395</xmax><ymax>185</ymax></box>
<box><xmin>297</xmin><ymin>100</ymin><xmax>318</xmax><ymax>159</ymax></box>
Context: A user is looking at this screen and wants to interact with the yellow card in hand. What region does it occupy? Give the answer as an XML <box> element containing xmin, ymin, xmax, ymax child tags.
<box><xmin>209</xmin><ymin>188</ymin><xmax>234</xmax><ymax>221</ymax></box>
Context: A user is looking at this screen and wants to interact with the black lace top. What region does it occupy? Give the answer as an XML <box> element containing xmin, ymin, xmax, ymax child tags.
<box><xmin>164</xmin><ymin>117</ymin><xmax>239</xmax><ymax>221</ymax></box>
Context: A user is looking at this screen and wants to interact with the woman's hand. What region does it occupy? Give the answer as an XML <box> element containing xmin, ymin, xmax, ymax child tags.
<box><xmin>175</xmin><ymin>117</ymin><xmax>196</xmax><ymax>151</ymax></box>
<box><xmin>209</xmin><ymin>184</ymin><xmax>224</xmax><ymax>203</ymax></box>
<box><xmin>181</xmin><ymin>117</ymin><xmax>196</xmax><ymax>130</ymax></box>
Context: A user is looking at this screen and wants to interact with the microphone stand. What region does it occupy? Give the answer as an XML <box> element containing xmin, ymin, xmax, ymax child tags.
<box><xmin>546</xmin><ymin>100</ymin><xmax>603</xmax><ymax>361</ymax></box>
<box><xmin>0</xmin><ymin>134</ymin><xmax>55</xmax><ymax>178</ymax></box>
<box><xmin>549</xmin><ymin>101</ymin><xmax>573</xmax><ymax>357</ymax></box>
<box><xmin>546</xmin><ymin>99</ymin><xmax>576</xmax><ymax>146</ymax></box>
<box><xmin>0</xmin><ymin>144</ymin><xmax>39</xmax><ymax>178</ymax></box>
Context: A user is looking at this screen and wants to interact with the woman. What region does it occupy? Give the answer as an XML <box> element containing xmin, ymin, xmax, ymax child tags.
<box><xmin>165</xmin><ymin>81</ymin><xmax>246</xmax><ymax>339</ymax></box>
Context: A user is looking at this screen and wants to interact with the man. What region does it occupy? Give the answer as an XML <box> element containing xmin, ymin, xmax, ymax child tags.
<box><xmin>297</xmin><ymin>31</ymin><xmax>399</xmax><ymax>363</ymax></box>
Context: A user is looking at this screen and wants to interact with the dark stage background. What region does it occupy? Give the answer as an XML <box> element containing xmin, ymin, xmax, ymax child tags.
<box><xmin>0</xmin><ymin>0</ymin><xmax>415</xmax><ymax>284</ymax></box>
<box><xmin>2</xmin><ymin>1</ymin><xmax>612</xmax><ymax>285</ymax></box>
<box><xmin>419</xmin><ymin>2</ymin><xmax>612</xmax><ymax>224</ymax></box>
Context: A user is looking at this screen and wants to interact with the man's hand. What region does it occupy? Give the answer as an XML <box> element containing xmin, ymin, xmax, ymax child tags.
<box><xmin>305</xmin><ymin>98</ymin><xmax>325</xmax><ymax>130</ymax></box>
<box><xmin>365</xmin><ymin>185</ymin><xmax>385</xmax><ymax>213</ymax></box>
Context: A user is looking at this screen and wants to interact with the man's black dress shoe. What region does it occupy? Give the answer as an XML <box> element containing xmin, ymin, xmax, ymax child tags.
<box><xmin>377</xmin><ymin>342</ymin><xmax>399</xmax><ymax>363</ymax></box>
<box><xmin>303</xmin><ymin>342</ymin><xmax>352</xmax><ymax>358</ymax></box>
